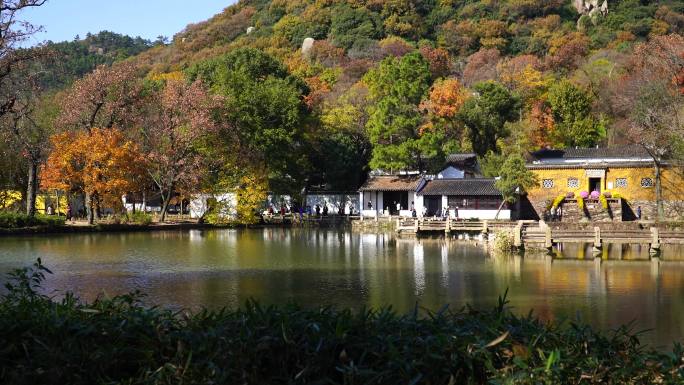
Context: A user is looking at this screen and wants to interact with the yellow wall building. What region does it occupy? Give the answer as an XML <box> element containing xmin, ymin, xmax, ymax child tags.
<box><xmin>525</xmin><ymin>146</ymin><xmax>684</xmax><ymax>221</ymax></box>
<box><xmin>0</xmin><ymin>190</ymin><xmax>69</xmax><ymax>215</ymax></box>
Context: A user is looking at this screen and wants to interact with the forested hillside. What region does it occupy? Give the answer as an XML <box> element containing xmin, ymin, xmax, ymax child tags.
<box><xmin>3</xmin><ymin>0</ymin><xmax>684</xmax><ymax>223</ymax></box>
<box><xmin>35</xmin><ymin>31</ymin><xmax>154</xmax><ymax>89</ymax></box>
<box><xmin>127</xmin><ymin>0</ymin><xmax>684</xmax><ymax>183</ymax></box>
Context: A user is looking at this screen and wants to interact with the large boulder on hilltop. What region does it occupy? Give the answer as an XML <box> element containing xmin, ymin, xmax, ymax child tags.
<box><xmin>574</xmin><ymin>0</ymin><xmax>608</xmax><ymax>16</ymax></box>
<box><xmin>573</xmin><ymin>0</ymin><xmax>584</xmax><ymax>13</ymax></box>
<box><xmin>574</xmin><ymin>0</ymin><xmax>608</xmax><ymax>29</ymax></box>
<box><xmin>302</xmin><ymin>37</ymin><xmax>315</xmax><ymax>56</ymax></box>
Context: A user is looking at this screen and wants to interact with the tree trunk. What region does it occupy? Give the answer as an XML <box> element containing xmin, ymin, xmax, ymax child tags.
<box><xmin>26</xmin><ymin>162</ymin><xmax>38</xmax><ymax>217</ymax></box>
<box><xmin>160</xmin><ymin>187</ymin><xmax>173</xmax><ymax>223</ymax></box>
<box><xmin>494</xmin><ymin>200</ymin><xmax>506</xmax><ymax>220</ymax></box>
<box><xmin>142</xmin><ymin>190</ymin><xmax>147</xmax><ymax>213</ymax></box>
<box><xmin>94</xmin><ymin>194</ymin><xmax>101</xmax><ymax>220</ymax></box>
<box><xmin>85</xmin><ymin>192</ymin><xmax>94</xmax><ymax>225</ymax></box>
<box><xmin>655</xmin><ymin>162</ymin><xmax>664</xmax><ymax>221</ymax></box>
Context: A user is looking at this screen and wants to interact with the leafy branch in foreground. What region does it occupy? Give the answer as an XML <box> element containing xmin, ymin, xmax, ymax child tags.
<box><xmin>0</xmin><ymin>260</ymin><xmax>682</xmax><ymax>384</ymax></box>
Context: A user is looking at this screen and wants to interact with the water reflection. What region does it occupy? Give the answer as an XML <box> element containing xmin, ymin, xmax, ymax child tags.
<box><xmin>1</xmin><ymin>230</ymin><xmax>684</xmax><ymax>348</ymax></box>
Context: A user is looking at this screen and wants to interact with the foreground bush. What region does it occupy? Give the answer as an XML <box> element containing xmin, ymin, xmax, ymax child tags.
<box><xmin>127</xmin><ymin>211</ymin><xmax>153</xmax><ymax>225</ymax></box>
<box><xmin>0</xmin><ymin>212</ymin><xmax>65</xmax><ymax>228</ymax></box>
<box><xmin>1</xmin><ymin>261</ymin><xmax>683</xmax><ymax>384</ymax></box>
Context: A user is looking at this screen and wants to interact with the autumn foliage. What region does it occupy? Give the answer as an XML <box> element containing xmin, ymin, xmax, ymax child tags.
<box><xmin>56</xmin><ymin>62</ymin><xmax>142</xmax><ymax>131</ymax></box>
<box><xmin>422</xmin><ymin>78</ymin><xmax>469</xmax><ymax>119</ymax></box>
<box><xmin>462</xmin><ymin>48</ymin><xmax>500</xmax><ymax>86</ymax></box>
<box><xmin>42</xmin><ymin>128</ymin><xmax>144</xmax><ymax>210</ymax></box>
<box><xmin>528</xmin><ymin>100</ymin><xmax>556</xmax><ymax>148</ymax></box>
<box><xmin>419</xmin><ymin>46</ymin><xmax>451</xmax><ymax>79</ymax></box>
<box><xmin>138</xmin><ymin>78</ymin><xmax>220</xmax><ymax>221</ymax></box>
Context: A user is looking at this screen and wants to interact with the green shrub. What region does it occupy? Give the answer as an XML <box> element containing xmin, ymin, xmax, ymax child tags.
<box><xmin>0</xmin><ymin>212</ymin><xmax>65</xmax><ymax>228</ymax></box>
<box><xmin>492</xmin><ymin>229</ymin><xmax>516</xmax><ymax>254</ymax></box>
<box><xmin>205</xmin><ymin>198</ymin><xmax>237</xmax><ymax>225</ymax></box>
<box><xmin>127</xmin><ymin>211</ymin><xmax>153</xmax><ymax>225</ymax></box>
<box><xmin>577</xmin><ymin>196</ymin><xmax>585</xmax><ymax>211</ymax></box>
<box><xmin>3</xmin><ymin>260</ymin><xmax>682</xmax><ymax>384</ymax></box>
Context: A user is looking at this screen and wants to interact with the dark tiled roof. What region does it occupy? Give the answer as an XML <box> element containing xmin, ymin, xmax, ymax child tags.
<box><xmin>418</xmin><ymin>178</ymin><xmax>501</xmax><ymax>196</ymax></box>
<box><xmin>358</xmin><ymin>175</ymin><xmax>424</xmax><ymax>192</ymax></box>
<box><xmin>526</xmin><ymin>161</ymin><xmax>655</xmax><ymax>170</ymax></box>
<box><xmin>531</xmin><ymin>145</ymin><xmax>651</xmax><ymax>160</ymax></box>
<box><xmin>446</xmin><ymin>153</ymin><xmax>477</xmax><ymax>163</ymax></box>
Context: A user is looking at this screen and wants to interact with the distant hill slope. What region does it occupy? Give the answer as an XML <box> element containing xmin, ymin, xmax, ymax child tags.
<box><xmin>127</xmin><ymin>0</ymin><xmax>684</xmax><ymax>73</ymax></box>
<box><xmin>34</xmin><ymin>31</ymin><xmax>154</xmax><ymax>90</ymax></box>
<box><xmin>117</xmin><ymin>0</ymin><xmax>684</xmax><ymax>184</ymax></box>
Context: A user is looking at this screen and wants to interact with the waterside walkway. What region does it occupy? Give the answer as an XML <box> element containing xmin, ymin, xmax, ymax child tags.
<box><xmin>396</xmin><ymin>219</ymin><xmax>684</xmax><ymax>254</ymax></box>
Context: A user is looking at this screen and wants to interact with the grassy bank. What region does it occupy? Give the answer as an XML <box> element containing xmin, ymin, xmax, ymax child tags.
<box><xmin>0</xmin><ymin>211</ymin><xmax>217</xmax><ymax>235</ymax></box>
<box><xmin>0</xmin><ymin>221</ymin><xmax>216</xmax><ymax>235</ymax></box>
<box><xmin>0</xmin><ymin>212</ymin><xmax>65</xmax><ymax>229</ymax></box>
<box><xmin>1</xmin><ymin>260</ymin><xmax>683</xmax><ymax>384</ymax></box>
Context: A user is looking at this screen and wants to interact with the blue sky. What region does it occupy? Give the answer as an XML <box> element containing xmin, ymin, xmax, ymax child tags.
<box><xmin>19</xmin><ymin>0</ymin><xmax>235</xmax><ymax>46</ymax></box>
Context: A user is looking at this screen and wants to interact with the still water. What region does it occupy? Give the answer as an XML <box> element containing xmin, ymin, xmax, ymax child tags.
<box><xmin>1</xmin><ymin>228</ymin><xmax>684</xmax><ymax>349</ymax></box>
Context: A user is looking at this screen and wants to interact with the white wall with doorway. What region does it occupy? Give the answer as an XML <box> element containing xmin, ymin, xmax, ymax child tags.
<box><xmin>360</xmin><ymin>191</ymin><xmax>384</xmax><ymax>216</ymax></box>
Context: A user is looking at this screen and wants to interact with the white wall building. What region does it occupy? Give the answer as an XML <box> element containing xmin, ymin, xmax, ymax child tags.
<box><xmin>358</xmin><ymin>175</ymin><xmax>424</xmax><ymax>218</ymax></box>
<box><xmin>189</xmin><ymin>193</ymin><xmax>237</xmax><ymax>219</ymax></box>
<box><xmin>358</xmin><ymin>153</ymin><xmax>511</xmax><ymax>220</ymax></box>
<box><xmin>305</xmin><ymin>193</ymin><xmax>359</xmax><ymax>215</ymax></box>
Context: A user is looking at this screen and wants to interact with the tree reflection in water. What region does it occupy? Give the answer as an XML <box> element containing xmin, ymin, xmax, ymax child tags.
<box><xmin>0</xmin><ymin>229</ymin><xmax>683</xmax><ymax>349</ymax></box>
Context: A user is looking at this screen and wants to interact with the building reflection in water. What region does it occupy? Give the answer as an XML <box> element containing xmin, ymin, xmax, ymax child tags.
<box><xmin>413</xmin><ymin>242</ymin><xmax>425</xmax><ymax>296</ymax></box>
<box><xmin>4</xmin><ymin>229</ymin><xmax>684</xmax><ymax>348</ymax></box>
<box><xmin>441</xmin><ymin>242</ymin><xmax>449</xmax><ymax>286</ymax></box>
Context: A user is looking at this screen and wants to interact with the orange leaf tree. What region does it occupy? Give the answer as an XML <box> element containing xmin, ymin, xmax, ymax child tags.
<box><xmin>527</xmin><ymin>100</ymin><xmax>557</xmax><ymax>149</ymax></box>
<box><xmin>42</xmin><ymin>128</ymin><xmax>145</xmax><ymax>218</ymax></box>
<box><xmin>423</xmin><ymin>78</ymin><xmax>469</xmax><ymax>119</ymax></box>
<box><xmin>420</xmin><ymin>78</ymin><xmax>469</xmax><ymax>153</ymax></box>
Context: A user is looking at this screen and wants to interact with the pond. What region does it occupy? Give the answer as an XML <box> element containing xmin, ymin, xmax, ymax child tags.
<box><xmin>1</xmin><ymin>228</ymin><xmax>684</xmax><ymax>349</ymax></box>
